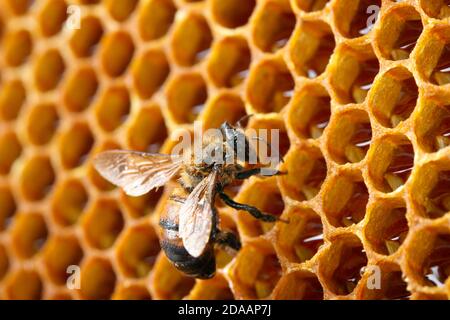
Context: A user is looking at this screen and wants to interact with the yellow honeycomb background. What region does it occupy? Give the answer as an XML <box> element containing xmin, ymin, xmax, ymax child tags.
<box><xmin>0</xmin><ymin>0</ymin><xmax>449</xmax><ymax>300</ymax></box>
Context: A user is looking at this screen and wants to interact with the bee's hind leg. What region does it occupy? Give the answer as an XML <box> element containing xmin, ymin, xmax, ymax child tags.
<box><xmin>214</xmin><ymin>231</ymin><xmax>241</xmax><ymax>251</ymax></box>
<box><xmin>219</xmin><ymin>191</ymin><xmax>278</xmax><ymax>222</ymax></box>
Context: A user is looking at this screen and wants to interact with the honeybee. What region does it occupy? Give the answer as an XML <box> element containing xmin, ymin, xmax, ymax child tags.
<box><xmin>93</xmin><ymin>122</ymin><xmax>283</xmax><ymax>279</ymax></box>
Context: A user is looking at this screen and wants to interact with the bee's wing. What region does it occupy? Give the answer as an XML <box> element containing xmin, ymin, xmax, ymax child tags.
<box><xmin>93</xmin><ymin>150</ymin><xmax>182</xmax><ymax>197</ymax></box>
<box><xmin>179</xmin><ymin>171</ymin><xmax>217</xmax><ymax>258</ymax></box>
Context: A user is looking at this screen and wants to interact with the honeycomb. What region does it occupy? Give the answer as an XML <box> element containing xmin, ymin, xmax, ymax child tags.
<box><xmin>0</xmin><ymin>0</ymin><xmax>449</xmax><ymax>300</ymax></box>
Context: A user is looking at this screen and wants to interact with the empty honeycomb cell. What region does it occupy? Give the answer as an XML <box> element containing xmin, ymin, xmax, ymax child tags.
<box><xmin>188</xmin><ymin>275</ymin><xmax>234</xmax><ymax>300</ymax></box>
<box><xmin>421</xmin><ymin>0</ymin><xmax>450</xmax><ymax>19</ymax></box>
<box><xmin>105</xmin><ymin>0</ymin><xmax>138</xmax><ymax>22</ymax></box>
<box><xmin>116</xmin><ymin>224</ymin><xmax>160</xmax><ymax>278</ymax></box>
<box><xmin>42</xmin><ymin>235</ymin><xmax>83</xmax><ymax>285</ymax></box>
<box><xmin>132</xmin><ymin>49</ymin><xmax>170</xmax><ymax>100</ymax></box>
<box><xmin>113</xmin><ymin>285</ymin><xmax>151</xmax><ymax>300</ymax></box>
<box><xmin>252</xmin><ymin>0</ymin><xmax>295</xmax><ymax>53</ymax></box>
<box><xmin>202</xmin><ymin>93</ymin><xmax>246</xmax><ymax>129</ymax></box>
<box><xmin>295</xmin><ymin>0</ymin><xmax>330</xmax><ymax>12</ymax></box>
<box><xmin>63</xmin><ymin>67</ymin><xmax>99</xmax><ymax>113</ymax></box>
<box><xmin>329</xmin><ymin>44</ymin><xmax>380</xmax><ymax>104</ymax></box>
<box><xmin>276</xmin><ymin>207</ymin><xmax>324</xmax><ymax>264</ymax></box>
<box><xmin>19</xmin><ymin>156</ymin><xmax>55</xmax><ymax>202</ymax></box>
<box><xmin>34</xmin><ymin>49</ymin><xmax>66</xmax><ymax>92</ymax></box>
<box><xmin>80</xmin><ymin>257</ymin><xmax>116</xmax><ymax>300</ymax></box>
<box><xmin>121</xmin><ymin>189</ymin><xmax>163</xmax><ymax>218</ymax></box>
<box><xmin>0</xmin><ymin>79</ymin><xmax>26</xmax><ymax>121</ymax></box>
<box><xmin>100</xmin><ymin>31</ymin><xmax>135</xmax><ymax>78</ymax></box>
<box><xmin>138</xmin><ymin>0</ymin><xmax>176</xmax><ymax>41</ymax></box>
<box><xmin>52</xmin><ymin>179</ymin><xmax>89</xmax><ymax>226</ymax></box>
<box><xmin>5</xmin><ymin>0</ymin><xmax>34</xmax><ymax>15</ymax></box>
<box><xmin>271</xmin><ymin>270</ymin><xmax>324</xmax><ymax>300</ymax></box>
<box><xmin>246</xmin><ymin>58</ymin><xmax>294</xmax><ymax>113</ymax></box>
<box><xmin>11</xmin><ymin>213</ymin><xmax>48</xmax><ymax>259</ymax></box>
<box><xmin>171</xmin><ymin>13</ymin><xmax>212</xmax><ymax>66</ymax></box>
<box><xmin>38</xmin><ymin>0</ymin><xmax>67</xmax><ymax>37</ymax></box>
<box><xmin>95</xmin><ymin>86</ymin><xmax>130</xmax><ymax>132</ymax></box>
<box><xmin>375</xmin><ymin>6</ymin><xmax>423</xmax><ymax>61</ymax></box>
<box><xmin>323</xmin><ymin>171</ymin><xmax>369</xmax><ymax>227</ymax></box>
<box><xmin>88</xmin><ymin>141</ymin><xmax>121</xmax><ymax>192</ymax></box>
<box><xmin>83</xmin><ymin>199</ymin><xmax>124</xmax><ymax>250</ymax></box>
<box><xmin>0</xmin><ymin>244</ymin><xmax>8</xmax><ymax>281</ymax></box>
<box><xmin>409</xmin><ymin>158</ymin><xmax>450</xmax><ymax>219</ymax></box>
<box><xmin>368</xmin><ymin>135</ymin><xmax>415</xmax><ymax>193</ymax></box>
<box><xmin>0</xmin><ymin>186</ymin><xmax>16</xmax><ymax>231</ymax></box>
<box><xmin>207</xmin><ymin>36</ymin><xmax>251</xmax><ymax>88</ymax></box>
<box><xmin>319</xmin><ymin>234</ymin><xmax>368</xmax><ymax>295</ymax></box>
<box><xmin>327</xmin><ymin>109</ymin><xmax>372</xmax><ymax>164</ymax></box>
<box><xmin>211</xmin><ymin>0</ymin><xmax>256</xmax><ymax>28</ymax></box>
<box><xmin>279</xmin><ymin>145</ymin><xmax>327</xmax><ymax>202</ymax></box>
<box><xmin>4</xmin><ymin>29</ymin><xmax>32</xmax><ymax>67</ymax></box>
<box><xmin>58</xmin><ymin>122</ymin><xmax>94</xmax><ymax>169</ymax></box>
<box><xmin>369</xmin><ymin>67</ymin><xmax>419</xmax><ymax>128</ymax></box>
<box><xmin>289</xmin><ymin>20</ymin><xmax>335</xmax><ymax>79</ymax></box>
<box><xmin>365</xmin><ymin>199</ymin><xmax>408</xmax><ymax>255</ymax></box>
<box><xmin>166</xmin><ymin>73</ymin><xmax>207</xmax><ymax>124</ymax></box>
<box><xmin>0</xmin><ymin>131</ymin><xmax>22</xmax><ymax>175</ymax></box>
<box><xmin>333</xmin><ymin>0</ymin><xmax>381</xmax><ymax>39</ymax></box>
<box><xmin>416</xmin><ymin>25</ymin><xmax>450</xmax><ymax>86</ymax></box>
<box><xmin>26</xmin><ymin>103</ymin><xmax>59</xmax><ymax>146</ymax></box>
<box><xmin>69</xmin><ymin>16</ymin><xmax>104</xmax><ymax>58</ymax></box>
<box><xmin>5</xmin><ymin>269</ymin><xmax>42</xmax><ymax>300</ymax></box>
<box><xmin>288</xmin><ymin>84</ymin><xmax>331</xmax><ymax>140</ymax></box>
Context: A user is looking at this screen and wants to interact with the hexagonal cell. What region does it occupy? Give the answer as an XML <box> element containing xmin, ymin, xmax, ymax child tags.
<box><xmin>0</xmin><ymin>79</ymin><xmax>26</xmax><ymax>121</ymax></box>
<box><xmin>58</xmin><ymin>122</ymin><xmax>94</xmax><ymax>169</ymax></box>
<box><xmin>0</xmin><ymin>186</ymin><xmax>16</xmax><ymax>231</ymax></box>
<box><xmin>43</xmin><ymin>235</ymin><xmax>83</xmax><ymax>285</ymax></box>
<box><xmin>246</xmin><ymin>58</ymin><xmax>294</xmax><ymax>113</ymax></box>
<box><xmin>410</xmin><ymin>159</ymin><xmax>450</xmax><ymax>219</ymax></box>
<box><xmin>52</xmin><ymin>178</ymin><xmax>89</xmax><ymax>226</ymax></box>
<box><xmin>296</xmin><ymin>0</ymin><xmax>330</xmax><ymax>12</ymax></box>
<box><xmin>166</xmin><ymin>73</ymin><xmax>207</xmax><ymax>124</ymax></box>
<box><xmin>329</xmin><ymin>44</ymin><xmax>380</xmax><ymax>104</ymax></box>
<box><xmin>188</xmin><ymin>275</ymin><xmax>234</xmax><ymax>300</ymax></box>
<box><xmin>3</xmin><ymin>29</ymin><xmax>32</xmax><ymax>67</ymax></box>
<box><xmin>19</xmin><ymin>156</ymin><xmax>55</xmax><ymax>202</ymax></box>
<box><xmin>127</xmin><ymin>105</ymin><xmax>167</xmax><ymax>153</ymax></box>
<box><xmin>95</xmin><ymin>85</ymin><xmax>130</xmax><ymax>132</ymax></box>
<box><xmin>0</xmin><ymin>131</ymin><xmax>22</xmax><ymax>175</ymax></box>
<box><xmin>34</xmin><ymin>49</ymin><xmax>66</xmax><ymax>92</ymax></box>
<box><xmin>80</xmin><ymin>257</ymin><xmax>116</xmax><ymax>300</ymax></box>
<box><xmin>5</xmin><ymin>269</ymin><xmax>42</xmax><ymax>300</ymax></box>
<box><xmin>116</xmin><ymin>224</ymin><xmax>160</xmax><ymax>278</ymax></box>
<box><xmin>369</xmin><ymin>67</ymin><xmax>418</xmax><ymax>128</ymax></box>
<box><xmin>207</xmin><ymin>36</ymin><xmax>251</xmax><ymax>88</ymax></box>
<box><xmin>138</xmin><ymin>0</ymin><xmax>176</xmax><ymax>41</ymax></box>
<box><xmin>416</xmin><ymin>25</ymin><xmax>450</xmax><ymax>86</ymax></box>
<box><xmin>202</xmin><ymin>93</ymin><xmax>246</xmax><ymax>130</ymax></box>
<box><xmin>63</xmin><ymin>67</ymin><xmax>99</xmax><ymax>113</ymax></box>
<box><xmin>26</xmin><ymin>103</ymin><xmax>59</xmax><ymax>146</ymax></box>
<box><xmin>279</xmin><ymin>146</ymin><xmax>327</xmax><ymax>202</ymax></box>
<box><xmin>272</xmin><ymin>270</ymin><xmax>324</xmax><ymax>300</ymax></box>
<box><xmin>252</xmin><ymin>0</ymin><xmax>295</xmax><ymax>53</ymax></box>
<box><xmin>11</xmin><ymin>212</ymin><xmax>48</xmax><ymax>259</ymax></box>
<box><xmin>132</xmin><ymin>49</ymin><xmax>170</xmax><ymax>100</ymax></box>
<box><xmin>100</xmin><ymin>31</ymin><xmax>135</xmax><ymax>78</ymax></box>
<box><xmin>69</xmin><ymin>16</ymin><xmax>104</xmax><ymax>58</ymax></box>
<box><xmin>88</xmin><ymin>141</ymin><xmax>120</xmax><ymax>191</ymax></box>
<box><xmin>365</xmin><ymin>199</ymin><xmax>408</xmax><ymax>255</ymax></box>
<box><xmin>83</xmin><ymin>199</ymin><xmax>124</xmax><ymax>250</ymax></box>
<box><xmin>229</xmin><ymin>241</ymin><xmax>281</xmax><ymax>299</ymax></box>
<box><xmin>171</xmin><ymin>13</ymin><xmax>212</xmax><ymax>66</ymax></box>
<box><xmin>106</xmin><ymin>0</ymin><xmax>138</xmax><ymax>22</ymax></box>
<box><xmin>333</xmin><ymin>0</ymin><xmax>381</xmax><ymax>38</ymax></box>
<box><xmin>327</xmin><ymin>109</ymin><xmax>372</xmax><ymax>164</ymax></box>
<box><xmin>38</xmin><ymin>0</ymin><xmax>67</xmax><ymax>37</ymax></box>
<box><xmin>323</xmin><ymin>171</ymin><xmax>369</xmax><ymax>227</ymax></box>
<box><xmin>290</xmin><ymin>20</ymin><xmax>335</xmax><ymax>79</ymax></box>
<box><xmin>319</xmin><ymin>234</ymin><xmax>368</xmax><ymax>295</ymax></box>
<box><xmin>375</xmin><ymin>6</ymin><xmax>423</xmax><ymax>61</ymax></box>
<box><xmin>367</xmin><ymin>135</ymin><xmax>415</xmax><ymax>193</ymax></box>
<box><xmin>288</xmin><ymin>84</ymin><xmax>331</xmax><ymax>140</ymax></box>
<box><xmin>277</xmin><ymin>207</ymin><xmax>324</xmax><ymax>264</ymax></box>
<box><xmin>415</xmin><ymin>99</ymin><xmax>450</xmax><ymax>152</ymax></box>
<box><xmin>121</xmin><ymin>189</ymin><xmax>163</xmax><ymax>219</ymax></box>
<box><xmin>0</xmin><ymin>243</ymin><xmax>9</xmax><ymax>281</ymax></box>
<box><xmin>211</xmin><ymin>0</ymin><xmax>255</xmax><ymax>28</ymax></box>
<box><xmin>421</xmin><ymin>0</ymin><xmax>450</xmax><ymax>19</ymax></box>
<box><xmin>113</xmin><ymin>285</ymin><xmax>151</xmax><ymax>300</ymax></box>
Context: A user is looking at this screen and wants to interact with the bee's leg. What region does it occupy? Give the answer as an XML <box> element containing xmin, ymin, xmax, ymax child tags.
<box><xmin>214</xmin><ymin>231</ymin><xmax>241</xmax><ymax>251</ymax></box>
<box><xmin>235</xmin><ymin>168</ymin><xmax>286</xmax><ymax>180</ymax></box>
<box><xmin>219</xmin><ymin>192</ymin><xmax>277</xmax><ymax>222</ymax></box>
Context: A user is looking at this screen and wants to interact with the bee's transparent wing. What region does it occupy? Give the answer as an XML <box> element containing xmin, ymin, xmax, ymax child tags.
<box><xmin>179</xmin><ymin>171</ymin><xmax>217</xmax><ymax>258</ymax></box>
<box><xmin>93</xmin><ymin>150</ymin><xmax>182</xmax><ymax>197</ymax></box>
